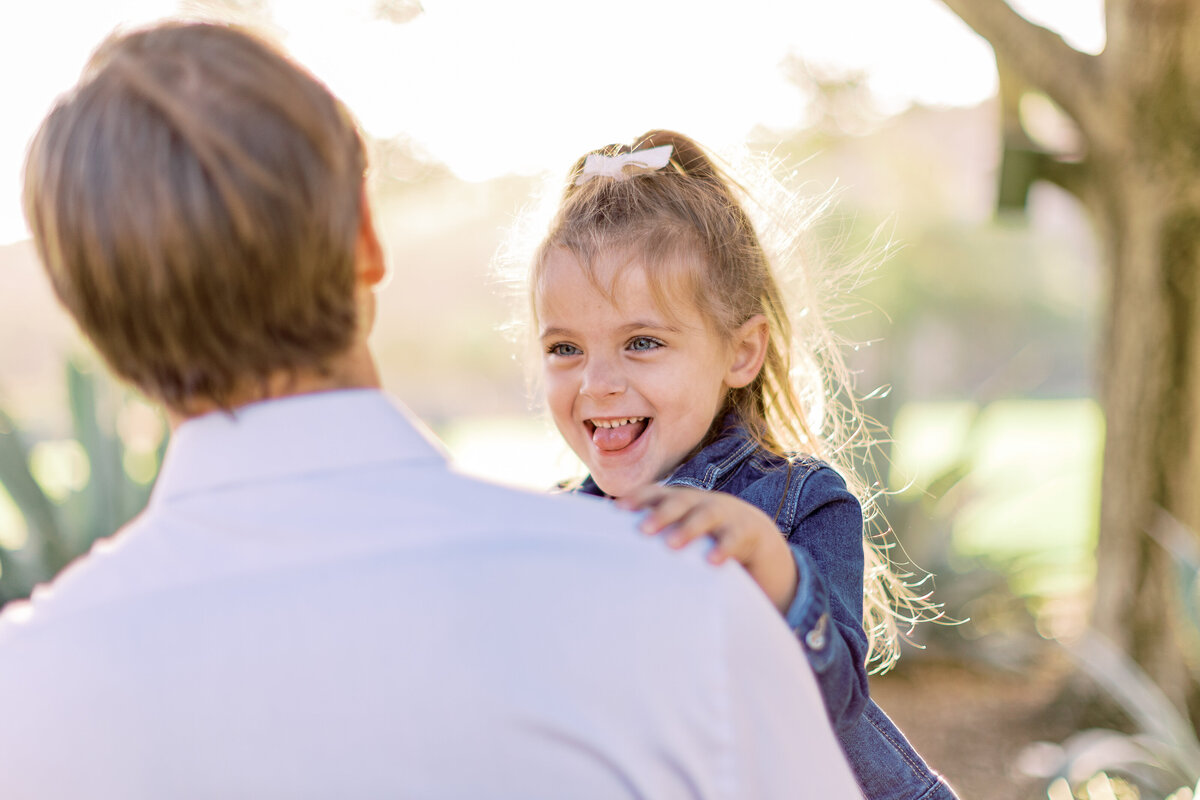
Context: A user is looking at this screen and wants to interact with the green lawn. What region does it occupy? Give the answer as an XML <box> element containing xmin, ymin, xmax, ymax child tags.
<box><xmin>439</xmin><ymin>398</ymin><xmax>1104</xmax><ymax>600</ymax></box>
<box><xmin>890</xmin><ymin>398</ymin><xmax>1104</xmax><ymax>598</ymax></box>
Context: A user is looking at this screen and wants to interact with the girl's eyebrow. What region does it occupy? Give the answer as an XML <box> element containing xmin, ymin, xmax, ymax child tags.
<box><xmin>539</xmin><ymin>326</ymin><xmax>574</xmax><ymax>340</ymax></box>
<box><xmin>620</xmin><ymin>320</ymin><xmax>683</xmax><ymax>334</ymax></box>
<box><xmin>539</xmin><ymin>320</ymin><xmax>683</xmax><ymax>339</ymax></box>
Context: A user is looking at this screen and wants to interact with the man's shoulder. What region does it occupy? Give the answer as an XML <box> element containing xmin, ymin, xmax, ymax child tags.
<box><xmin>427</xmin><ymin>471</ymin><xmax>740</xmax><ymax>586</ymax></box>
<box><xmin>0</xmin><ymin>469</ymin><xmax>746</xmax><ymax>646</ymax></box>
<box><xmin>0</xmin><ymin>511</ymin><xmax>162</xmax><ymax>647</ymax></box>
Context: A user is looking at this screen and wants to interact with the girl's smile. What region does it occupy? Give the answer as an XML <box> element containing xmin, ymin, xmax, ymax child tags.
<box><xmin>587</xmin><ymin>416</ymin><xmax>649</xmax><ymax>451</ymax></box>
<box><xmin>522</xmin><ymin>131</ymin><xmax>951</xmax><ymax>797</ymax></box>
<box><xmin>537</xmin><ymin>247</ymin><xmax>766</xmax><ymax>499</ymax></box>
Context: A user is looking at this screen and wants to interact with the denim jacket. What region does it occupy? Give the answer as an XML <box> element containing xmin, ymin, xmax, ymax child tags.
<box><xmin>578</xmin><ymin>417</ymin><xmax>958</xmax><ymax>800</ymax></box>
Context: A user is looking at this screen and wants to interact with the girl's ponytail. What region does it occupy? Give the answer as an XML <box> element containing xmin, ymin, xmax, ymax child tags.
<box><xmin>634</xmin><ymin>130</ymin><xmax>719</xmax><ymax>182</ymax></box>
<box><xmin>531</xmin><ymin>130</ymin><xmax>941</xmax><ymax>671</ymax></box>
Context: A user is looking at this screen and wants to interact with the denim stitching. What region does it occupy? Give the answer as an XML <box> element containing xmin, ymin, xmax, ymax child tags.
<box><xmin>865</xmin><ymin>706</ymin><xmax>928</xmax><ymax>779</ymax></box>
<box><xmin>781</xmin><ymin>457</ymin><xmax>825</xmax><ymax>531</ymax></box>
<box><xmin>913</xmin><ymin>780</ymin><xmax>953</xmax><ymax>800</ymax></box>
<box><xmin>714</xmin><ymin>440</ymin><xmax>757</xmax><ymax>482</ymax></box>
<box><xmin>772</xmin><ymin>463</ymin><xmax>793</xmax><ymax>526</ymax></box>
<box><xmin>781</xmin><ymin>461</ymin><xmax>804</xmax><ymax>529</ymax></box>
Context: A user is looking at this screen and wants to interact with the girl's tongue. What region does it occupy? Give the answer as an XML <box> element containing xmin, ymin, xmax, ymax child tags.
<box><xmin>591</xmin><ymin>418</ymin><xmax>649</xmax><ymax>452</ymax></box>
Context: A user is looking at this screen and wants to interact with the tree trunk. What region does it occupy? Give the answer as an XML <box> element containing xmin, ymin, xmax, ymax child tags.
<box><xmin>940</xmin><ymin>0</ymin><xmax>1200</xmax><ymax>720</ymax></box>
<box><xmin>1089</xmin><ymin>166</ymin><xmax>1200</xmax><ymax>719</ymax></box>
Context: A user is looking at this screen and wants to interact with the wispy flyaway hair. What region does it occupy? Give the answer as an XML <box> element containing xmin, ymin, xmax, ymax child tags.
<box><xmin>500</xmin><ymin>129</ymin><xmax>939</xmax><ymax>671</ymax></box>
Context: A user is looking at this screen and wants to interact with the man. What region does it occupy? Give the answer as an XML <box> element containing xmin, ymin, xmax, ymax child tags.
<box><xmin>2</xmin><ymin>21</ymin><xmax>860</xmax><ymax>799</ymax></box>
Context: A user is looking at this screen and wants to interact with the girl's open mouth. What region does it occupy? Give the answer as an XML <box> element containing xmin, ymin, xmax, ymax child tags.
<box><xmin>586</xmin><ymin>417</ymin><xmax>650</xmax><ymax>452</ymax></box>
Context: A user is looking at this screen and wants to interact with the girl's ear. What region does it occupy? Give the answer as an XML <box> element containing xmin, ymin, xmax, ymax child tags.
<box><xmin>725</xmin><ymin>314</ymin><xmax>770</xmax><ymax>389</ymax></box>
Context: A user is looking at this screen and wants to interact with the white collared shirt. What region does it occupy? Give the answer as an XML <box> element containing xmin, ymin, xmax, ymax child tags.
<box><xmin>0</xmin><ymin>389</ymin><xmax>860</xmax><ymax>799</ymax></box>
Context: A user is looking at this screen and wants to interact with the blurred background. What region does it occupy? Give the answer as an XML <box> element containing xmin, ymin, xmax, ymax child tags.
<box><xmin>3</xmin><ymin>2</ymin><xmax>1198</xmax><ymax>798</ymax></box>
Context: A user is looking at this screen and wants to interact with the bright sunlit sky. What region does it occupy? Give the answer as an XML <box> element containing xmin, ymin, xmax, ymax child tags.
<box><xmin>1</xmin><ymin>0</ymin><xmax>1104</xmax><ymax>246</ymax></box>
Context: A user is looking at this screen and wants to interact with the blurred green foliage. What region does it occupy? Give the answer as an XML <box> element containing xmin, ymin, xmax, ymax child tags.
<box><xmin>890</xmin><ymin>398</ymin><xmax>1102</xmax><ymax>601</ymax></box>
<box><xmin>1020</xmin><ymin>629</ymin><xmax>1200</xmax><ymax>799</ymax></box>
<box><xmin>0</xmin><ymin>359</ymin><xmax>165</xmax><ymax>604</ymax></box>
<box><xmin>823</xmin><ymin>215</ymin><xmax>1099</xmax><ymax>648</ymax></box>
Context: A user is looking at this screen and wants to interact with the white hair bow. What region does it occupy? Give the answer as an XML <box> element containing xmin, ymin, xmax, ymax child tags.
<box><xmin>574</xmin><ymin>145</ymin><xmax>674</xmax><ymax>186</ymax></box>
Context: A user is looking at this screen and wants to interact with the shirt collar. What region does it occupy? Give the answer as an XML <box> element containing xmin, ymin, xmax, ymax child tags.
<box><xmin>577</xmin><ymin>414</ymin><xmax>759</xmax><ymax>497</ymax></box>
<box><xmin>150</xmin><ymin>389</ymin><xmax>447</xmax><ymax>505</ymax></box>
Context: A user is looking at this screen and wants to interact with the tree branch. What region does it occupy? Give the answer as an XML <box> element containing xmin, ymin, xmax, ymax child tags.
<box><xmin>940</xmin><ymin>0</ymin><xmax>1108</xmax><ymax>149</ymax></box>
<box><xmin>997</xmin><ymin>60</ymin><xmax>1092</xmax><ymax>206</ymax></box>
<box><xmin>1037</xmin><ymin>156</ymin><xmax>1092</xmax><ymax>203</ymax></box>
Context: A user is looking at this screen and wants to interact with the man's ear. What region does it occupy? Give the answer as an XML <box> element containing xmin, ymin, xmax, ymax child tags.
<box><xmin>725</xmin><ymin>314</ymin><xmax>770</xmax><ymax>389</ymax></box>
<box><xmin>355</xmin><ymin>183</ymin><xmax>387</xmax><ymax>288</ymax></box>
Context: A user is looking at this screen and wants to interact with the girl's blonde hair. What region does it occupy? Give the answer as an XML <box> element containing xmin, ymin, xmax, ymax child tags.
<box><xmin>515</xmin><ymin>129</ymin><xmax>937</xmax><ymax>672</ymax></box>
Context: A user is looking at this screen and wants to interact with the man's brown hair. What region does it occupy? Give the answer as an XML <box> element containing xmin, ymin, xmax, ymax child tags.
<box><xmin>23</xmin><ymin>22</ymin><xmax>368</xmax><ymax>410</ymax></box>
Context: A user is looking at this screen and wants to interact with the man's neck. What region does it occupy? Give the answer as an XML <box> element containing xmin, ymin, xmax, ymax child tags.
<box><xmin>166</xmin><ymin>344</ymin><xmax>381</xmax><ymax>430</ymax></box>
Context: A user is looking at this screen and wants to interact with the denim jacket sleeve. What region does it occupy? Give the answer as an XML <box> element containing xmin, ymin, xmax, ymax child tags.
<box><xmin>581</xmin><ymin>438</ymin><xmax>872</xmax><ymax>735</ymax></box>
<box><xmin>773</xmin><ymin>463</ymin><xmax>870</xmax><ymax>734</ymax></box>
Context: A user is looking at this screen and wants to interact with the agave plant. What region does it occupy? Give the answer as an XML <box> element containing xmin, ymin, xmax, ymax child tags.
<box><xmin>1041</xmin><ymin>772</ymin><xmax>1200</xmax><ymax>800</ymax></box>
<box><xmin>1017</xmin><ymin>512</ymin><xmax>1200</xmax><ymax>799</ymax></box>
<box><xmin>0</xmin><ymin>359</ymin><xmax>165</xmax><ymax>605</ymax></box>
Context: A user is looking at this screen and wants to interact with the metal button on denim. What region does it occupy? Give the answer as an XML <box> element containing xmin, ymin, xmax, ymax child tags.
<box><xmin>805</xmin><ymin>613</ymin><xmax>829</xmax><ymax>651</ymax></box>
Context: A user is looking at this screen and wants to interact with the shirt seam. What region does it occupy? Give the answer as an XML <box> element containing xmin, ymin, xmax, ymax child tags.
<box><xmin>714</xmin><ymin>584</ymin><xmax>740</xmax><ymax>800</ymax></box>
<box><xmin>151</xmin><ymin>455</ymin><xmax>447</xmax><ymax>507</ymax></box>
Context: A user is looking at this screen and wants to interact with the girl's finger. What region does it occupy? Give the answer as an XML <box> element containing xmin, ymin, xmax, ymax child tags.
<box><xmin>616</xmin><ymin>484</ymin><xmax>680</xmax><ymax>517</ymax></box>
<box><xmin>637</xmin><ymin>490</ymin><xmax>710</xmax><ymax>536</ymax></box>
<box><xmin>706</xmin><ymin>524</ymin><xmax>758</xmax><ymax>566</ymax></box>
<box><xmin>613</xmin><ymin>484</ymin><xmax>671</xmax><ymax>512</ymax></box>
<box><xmin>659</xmin><ymin>500</ymin><xmax>728</xmax><ymax>547</ymax></box>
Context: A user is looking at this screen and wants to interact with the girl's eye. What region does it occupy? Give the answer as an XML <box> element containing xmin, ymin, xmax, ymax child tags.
<box><xmin>627</xmin><ymin>336</ymin><xmax>664</xmax><ymax>352</ymax></box>
<box><xmin>547</xmin><ymin>342</ymin><xmax>581</xmax><ymax>357</ymax></box>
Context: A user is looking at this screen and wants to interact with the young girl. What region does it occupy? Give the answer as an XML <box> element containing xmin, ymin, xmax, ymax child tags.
<box><xmin>524</xmin><ymin>130</ymin><xmax>957</xmax><ymax>800</ymax></box>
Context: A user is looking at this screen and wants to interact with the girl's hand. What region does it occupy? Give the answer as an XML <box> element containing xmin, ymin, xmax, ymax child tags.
<box><xmin>616</xmin><ymin>485</ymin><xmax>799</xmax><ymax>613</ymax></box>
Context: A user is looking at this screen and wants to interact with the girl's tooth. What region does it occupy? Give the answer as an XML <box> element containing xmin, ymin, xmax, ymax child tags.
<box><xmin>592</xmin><ymin>418</ymin><xmax>646</xmax><ymax>427</ymax></box>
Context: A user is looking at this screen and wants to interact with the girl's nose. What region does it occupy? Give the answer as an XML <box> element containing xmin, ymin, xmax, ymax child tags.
<box><xmin>580</xmin><ymin>355</ymin><xmax>626</xmax><ymax>398</ymax></box>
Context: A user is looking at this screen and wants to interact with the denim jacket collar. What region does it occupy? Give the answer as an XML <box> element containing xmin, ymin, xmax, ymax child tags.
<box><xmin>578</xmin><ymin>415</ymin><xmax>760</xmax><ymax>497</ymax></box>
